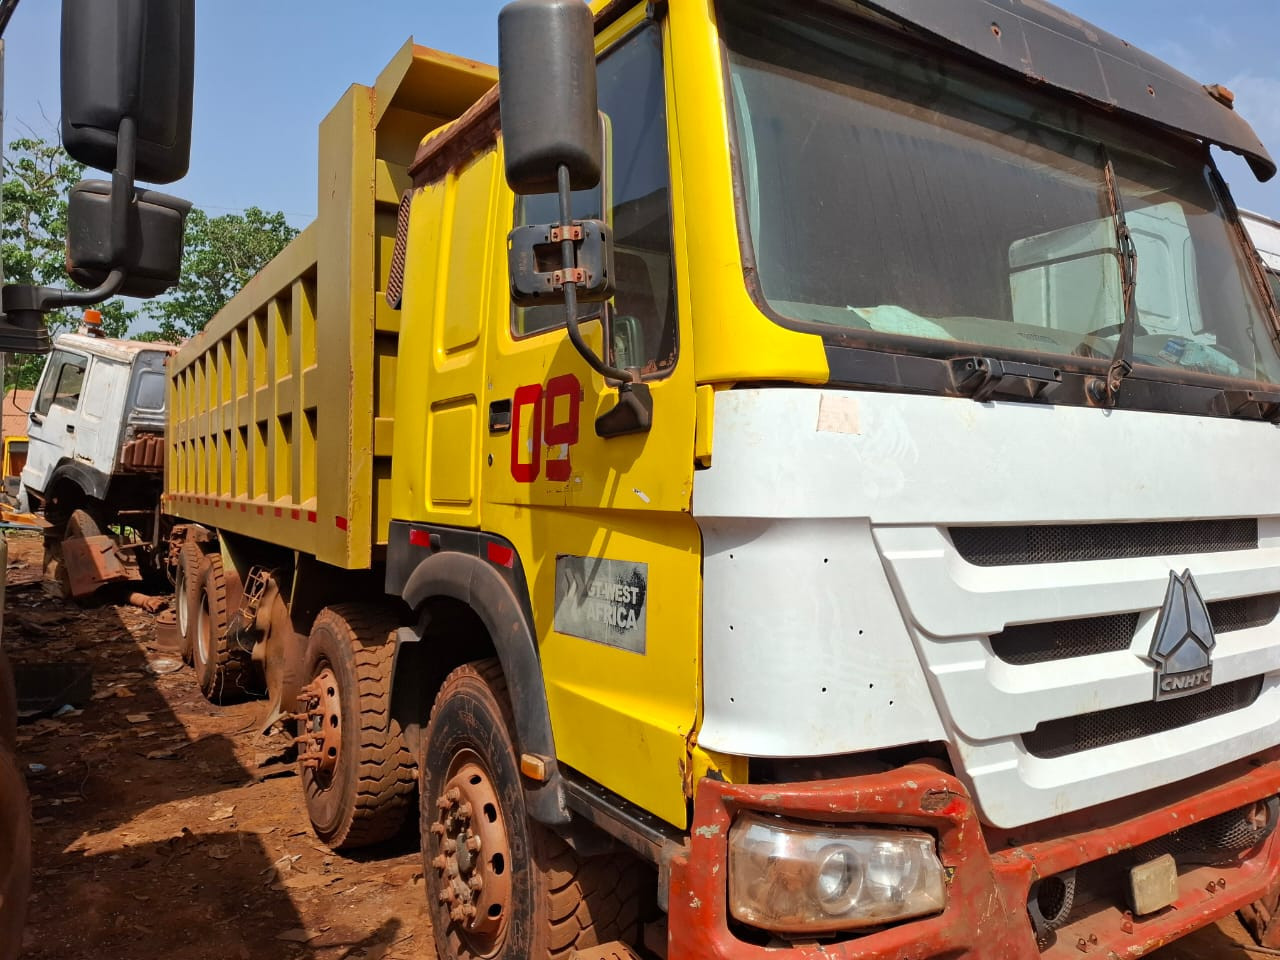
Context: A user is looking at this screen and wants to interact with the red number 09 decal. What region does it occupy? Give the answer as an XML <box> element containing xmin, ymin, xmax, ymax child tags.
<box><xmin>511</xmin><ymin>374</ymin><xmax>582</xmax><ymax>483</ymax></box>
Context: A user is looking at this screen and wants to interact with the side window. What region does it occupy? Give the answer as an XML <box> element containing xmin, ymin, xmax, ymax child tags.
<box><xmin>51</xmin><ymin>358</ymin><xmax>87</xmax><ymax>411</ymax></box>
<box><xmin>33</xmin><ymin>352</ymin><xmax>87</xmax><ymax>417</ymax></box>
<box><xmin>512</xmin><ymin>24</ymin><xmax>678</xmax><ymax>375</ymax></box>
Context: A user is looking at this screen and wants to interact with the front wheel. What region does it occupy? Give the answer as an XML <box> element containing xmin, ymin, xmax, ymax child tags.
<box><xmin>422</xmin><ymin>660</ymin><xmax>644</xmax><ymax>960</ymax></box>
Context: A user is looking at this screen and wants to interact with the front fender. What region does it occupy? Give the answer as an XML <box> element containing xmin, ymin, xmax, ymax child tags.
<box><xmin>396</xmin><ymin>546</ymin><xmax>568</xmax><ymax>826</ymax></box>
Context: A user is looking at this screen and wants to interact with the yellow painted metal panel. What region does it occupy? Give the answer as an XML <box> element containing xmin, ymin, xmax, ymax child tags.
<box><xmin>428</xmin><ymin>403</ymin><xmax>477</xmax><ymax>508</ymax></box>
<box><xmin>166</xmin><ymin>45</ymin><xmax>494</xmax><ymax>565</ymax></box>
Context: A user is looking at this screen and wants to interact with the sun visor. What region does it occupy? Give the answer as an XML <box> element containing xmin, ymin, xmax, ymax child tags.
<box><xmin>852</xmin><ymin>0</ymin><xmax>1276</xmax><ymax>182</ymax></box>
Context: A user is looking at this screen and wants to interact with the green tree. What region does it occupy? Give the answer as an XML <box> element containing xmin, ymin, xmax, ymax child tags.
<box><xmin>1</xmin><ymin>135</ymin><xmax>135</xmax><ymax>388</ymax></box>
<box><xmin>146</xmin><ymin>207</ymin><xmax>298</xmax><ymax>342</ymax></box>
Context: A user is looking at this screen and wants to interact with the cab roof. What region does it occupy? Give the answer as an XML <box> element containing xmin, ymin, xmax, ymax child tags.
<box><xmin>55</xmin><ymin>332</ymin><xmax>178</xmax><ymax>364</ymax></box>
<box><xmin>855</xmin><ymin>0</ymin><xmax>1274</xmax><ymax>181</ymax></box>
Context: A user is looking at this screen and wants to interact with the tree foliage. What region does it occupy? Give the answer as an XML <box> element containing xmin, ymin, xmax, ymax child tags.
<box><xmin>1</xmin><ymin>136</ymin><xmax>134</xmax><ymax>388</ymax></box>
<box><xmin>1</xmin><ymin>136</ymin><xmax>299</xmax><ymax>388</ymax></box>
<box><xmin>147</xmin><ymin>207</ymin><xmax>298</xmax><ymax>342</ymax></box>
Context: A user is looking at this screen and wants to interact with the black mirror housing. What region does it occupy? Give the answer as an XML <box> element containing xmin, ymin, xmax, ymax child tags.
<box><xmin>66</xmin><ymin>180</ymin><xmax>191</xmax><ymax>298</ymax></box>
<box><xmin>498</xmin><ymin>0</ymin><xmax>601</xmax><ymax>195</ymax></box>
<box><xmin>61</xmin><ymin>0</ymin><xmax>195</xmax><ymax>184</ymax></box>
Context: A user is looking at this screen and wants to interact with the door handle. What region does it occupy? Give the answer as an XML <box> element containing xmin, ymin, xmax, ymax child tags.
<box><xmin>65</xmin><ymin>424</ymin><xmax>75</xmax><ymax>434</ymax></box>
<box><xmin>489</xmin><ymin>400</ymin><xmax>512</xmax><ymax>435</ymax></box>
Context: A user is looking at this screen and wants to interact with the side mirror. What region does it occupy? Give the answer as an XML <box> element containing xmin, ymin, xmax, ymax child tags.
<box><xmin>66</xmin><ymin>180</ymin><xmax>191</xmax><ymax>298</ymax></box>
<box><xmin>498</xmin><ymin>0</ymin><xmax>651</xmax><ymax>438</ymax></box>
<box><xmin>498</xmin><ymin>0</ymin><xmax>601</xmax><ymax>195</ymax></box>
<box><xmin>60</xmin><ymin>0</ymin><xmax>195</xmax><ymax>184</ymax></box>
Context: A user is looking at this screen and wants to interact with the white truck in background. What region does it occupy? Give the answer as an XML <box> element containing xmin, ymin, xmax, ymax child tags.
<box><xmin>1243</xmin><ymin>209</ymin><xmax>1280</xmax><ymax>299</ymax></box>
<box><xmin>20</xmin><ymin>321</ymin><xmax>175</xmax><ymax>598</ymax></box>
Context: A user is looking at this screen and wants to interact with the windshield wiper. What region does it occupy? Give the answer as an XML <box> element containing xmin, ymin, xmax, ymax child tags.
<box><xmin>1094</xmin><ymin>147</ymin><xmax>1140</xmax><ymax>405</ymax></box>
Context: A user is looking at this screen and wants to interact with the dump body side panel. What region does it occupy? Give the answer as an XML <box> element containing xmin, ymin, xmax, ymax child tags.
<box><xmin>164</xmin><ymin>43</ymin><xmax>497</xmax><ymax>569</ymax></box>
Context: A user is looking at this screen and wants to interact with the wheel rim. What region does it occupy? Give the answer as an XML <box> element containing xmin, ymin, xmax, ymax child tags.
<box><xmin>296</xmin><ymin>666</ymin><xmax>342</xmax><ymax>782</ymax></box>
<box><xmin>430</xmin><ymin>752</ymin><xmax>514</xmax><ymax>955</ymax></box>
<box><xmin>194</xmin><ymin>594</ymin><xmax>210</xmax><ymax>668</ymax></box>
<box><xmin>175</xmin><ymin>565</ymin><xmax>188</xmax><ymax>636</ymax></box>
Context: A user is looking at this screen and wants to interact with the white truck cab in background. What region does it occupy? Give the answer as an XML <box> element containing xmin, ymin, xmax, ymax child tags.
<box><xmin>1243</xmin><ymin>209</ymin><xmax>1280</xmax><ymax>300</ymax></box>
<box><xmin>21</xmin><ymin>328</ymin><xmax>174</xmax><ymax>562</ymax></box>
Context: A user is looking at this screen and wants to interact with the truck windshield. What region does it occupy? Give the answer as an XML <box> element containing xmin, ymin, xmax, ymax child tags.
<box><xmin>720</xmin><ymin>1</ymin><xmax>1280</xmax><ymax>387</ymax></box>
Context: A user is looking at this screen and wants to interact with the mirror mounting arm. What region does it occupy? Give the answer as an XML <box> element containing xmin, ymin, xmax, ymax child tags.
<box><xmin>553</xmin><ymin>164</ymin><xmax>653</xmax><ymax>439</ymax></box>
<box><xmin>556</xmin><ymin>164</ymin><xmax>632</xmax><ymax>387</ymax></box>
<box><xmin>0</xmin><ymin>116</ymin><xmax>137</xmax><ymax>343</ymax></box>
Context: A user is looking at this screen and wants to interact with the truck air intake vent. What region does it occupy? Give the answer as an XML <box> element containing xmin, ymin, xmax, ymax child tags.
<box><xmin>1022</xmin><ymin>676</ymin><xmax>1264</xmax><ymax>760</ymax></box>
<box><xmin>992</xmin><ymin>595</ymin><xmax>1280</xmax><ymax>666</ymax></box>
<box><xmin>992</xmin><ymin>614</ymin><xmax>1138</xmax><ymax>666</ymax></box>
<box><xmin>950</xmin><ymin>519</ymin><xmax>1258</xmax><ymax>567</ymax></box>
<box><xmin>1207</xmin><ymin>594</ymin><xmax>1280</xmax><ymax>634</ymax></box>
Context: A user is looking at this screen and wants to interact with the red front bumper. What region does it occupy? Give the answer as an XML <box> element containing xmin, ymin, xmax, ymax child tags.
<box><xmin>668</xmin><ymin>759</ymin><xmax>1280</xmax><ymax>960</ymax></box>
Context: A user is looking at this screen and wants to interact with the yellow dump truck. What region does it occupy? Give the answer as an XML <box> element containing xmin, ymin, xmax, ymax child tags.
<box><xmin>166</xmin><ymin>1</ymin><xmax>1280</xmax><ymax>958</ymax></box>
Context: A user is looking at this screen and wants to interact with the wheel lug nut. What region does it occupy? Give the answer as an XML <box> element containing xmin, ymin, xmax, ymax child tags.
<box><xmin>429</xmin><ymin>823</ymin><xmax>446</xmax><ymax>837</ymax></box>
<box><xmin>443</xmin><ymin>839</ymin><xmax>457</xmax><ymax>854</ymax></box>
<box><xmin>468</xmin><ymin>876</ymin><xmax>483</xmax><ymax>892</ymax></box>
<box><xmin>462</xmin><ymin>904</ymin><xmax>477</xmax><ymax>920</ymax></box>
<box><xmin>451</xmin><ymin>906</ymin><xmax>467</xmax><ymax>924</ymax></box>
<box><xmin>432</xmin><ymin>855</ymin><xmax>448</xmax><ymax>871</ymax></box>
<box><xmin>457</xmin><ymin>802</ymin><xmax>473</xmax><ymax>819</ymax></box>
<box><xmin>466</xmin><ymin>836</ymin><xmax>482</xmax><ymax>853</ymax></box>
<box><xmin>439</xmin><ymin>887</ymin><xmax>456</xmax><ymax>905</ymax></box>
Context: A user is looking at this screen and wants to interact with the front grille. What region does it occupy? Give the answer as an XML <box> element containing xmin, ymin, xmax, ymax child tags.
<box><xmin>1209</xmin><ymin>594</ymin><xmax>1280</xmax><ymax>634</ymax></box>
<box><xmin>992</xmin><ymin>594</ymin><xmax>1280</xmax><ymax>666</ymax></box>
<box><xmin>992</xmin><ymin>614</ymin><xmax>1138</xmax><ymax>666</ymax></box>
<box><xmin>951</xmin><ymin>519</ymin><xmax>1258</xmax><ymax>567</ymax></box>
<box><xmin>1023</xmin><ymin>676</ymin><xmax>1264</xmax><ymax>760</ymax></box>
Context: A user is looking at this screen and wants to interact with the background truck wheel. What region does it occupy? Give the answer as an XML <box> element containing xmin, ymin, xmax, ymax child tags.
<box><xmin>193</xmin><ymin>553</ymin><xmax>242</xmax><ymax>703</ymax></box>
<box><xmin>298</xmin><ymin>605</ymin><xmax>415</xmax><ymax>851</ymax></box>
<box><xmin>422</xmin><ymin>660</ymin><xmax>644</xmax><ymax>960</ymax></box>
<box><xmin>42</xmin><ymin>508</ymin><xmax>106</xmax><ymax>601</ymax></box>
<box><xmin>0</xmin><ymin>741</ymin><xmax>31</xmax><ymax>960</ymax></box>
<box><xmin>174</xmin><ymin>540</ymin><xmax>207</xmax><ymax>665</ymax></box>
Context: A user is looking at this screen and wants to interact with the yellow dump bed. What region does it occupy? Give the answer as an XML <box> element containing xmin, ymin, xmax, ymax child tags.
<box><xmin>165</xmin><ymin>42</ymin><xmax>495</xmax><ymax>569</ymax></box>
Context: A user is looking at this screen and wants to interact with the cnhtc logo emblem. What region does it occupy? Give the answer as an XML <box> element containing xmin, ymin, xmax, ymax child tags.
<box><xmin>1148</xmin><ymin>570</ymin><xmax>1215</xmax><ymax>701</ymax></box>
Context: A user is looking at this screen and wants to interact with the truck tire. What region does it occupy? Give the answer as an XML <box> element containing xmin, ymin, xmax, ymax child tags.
<box><xmin>174</xmin><ymin>540</ymin><xmax>207</xmax><ymax>665</ymax></box>
<box><xmin>43</xmin><ymin>509</ymin><xmax>104</xmax><ymax>601</ymax></box>
<box><xmin>298</xmin><ymin>605</ymin><xmax>415</xmax><ymax>851</ymax></box>
<box><xmin>422</xmin><ymin>660</ymin><xmax>644</xmax><ymax>960</ymax></box>
<box><xmin>193</xmin><ymin>553</ymin><xmax>242</xmax><ymax>703</ymax></box>
<box><xmin>0</xmin><ymin>742</ymin><xmax>30</xmax><ymax>960</ymax></box>
<box><xmin>0</xmin><ymin>649</ymin><xmax>16</xmax><ymax>753</ymax></box>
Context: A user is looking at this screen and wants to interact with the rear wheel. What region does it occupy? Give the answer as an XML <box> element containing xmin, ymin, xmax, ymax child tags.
<box><xmin>174</xmin><ymin>540</ymin><xmax>207</xmax><ymax>665</ymax></box>
<box><xmin>0</xmin><ymin>742</ymin><xmax>30</xmax><ymax>960</ymax></box>
<box><xmin>193</xmin><ymin>553</ymin><xmax>242</xmax><ymax>703</ymax></box>
<box><xmin>298</xmin><ymin>605</ymin><xmax>415</xmax><ymax>851</ymax></box>
<box><xmin>422</xmin><ymin>660</ymin><xmax>644</xmax><ymax>960</ymax></box>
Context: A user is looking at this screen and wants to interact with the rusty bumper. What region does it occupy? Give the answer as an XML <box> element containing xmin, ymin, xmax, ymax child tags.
<box><xmin>669</xmin><ymin>759</ymin><xmax>1280</xmax><ymax>960</ymax></box>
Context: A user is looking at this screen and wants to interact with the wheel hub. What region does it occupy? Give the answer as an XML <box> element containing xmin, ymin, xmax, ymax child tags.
<box><xmin>431</xmin><ymin>758</ymin><xmax>513</xmax><ymax>952</ymax></box>
<box><xmin>294</xmin><ymin>667</ymin><xmax>342</xmax><ymax>778</ymax></box>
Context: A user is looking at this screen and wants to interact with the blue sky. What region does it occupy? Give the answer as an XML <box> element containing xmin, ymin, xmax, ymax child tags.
<box><xmin>5</xmin><ymin>1</ymin><xmax>1280</xmax><ymax>232</ymax></box>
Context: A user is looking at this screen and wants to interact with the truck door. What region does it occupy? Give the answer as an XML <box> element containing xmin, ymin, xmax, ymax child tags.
<box><xmin>22</xmin><ymin>349</ymin><xmax>89</xmax><ymax>501</ymax></box>
<box><xmin>485</xmin><ymin>20</ymin><xmax>701</xmax><ymax>829</ymax></box>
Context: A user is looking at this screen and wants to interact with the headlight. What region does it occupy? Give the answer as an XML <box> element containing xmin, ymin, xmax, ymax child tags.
<box><xmin>728</xmin><ymin>813</ymin><xmax>946</xmax><ymax>935</ymax></box>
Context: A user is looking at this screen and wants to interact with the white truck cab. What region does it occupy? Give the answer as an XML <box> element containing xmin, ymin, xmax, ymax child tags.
<box><xmin>21</xmin><ymin>330</ymin><xmax>174</xmax><ymax>534</ymax></box>
<box><xmin>1244</xmin><ymin>209</ymin><xmax>1280</xmax><ymax>301</ymax></box>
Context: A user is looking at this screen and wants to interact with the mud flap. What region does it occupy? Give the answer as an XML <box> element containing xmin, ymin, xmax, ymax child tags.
<box><xmin>60</xmin><ymin>534</ymin><xmax>129</xmax><ymax>598</ymax></box>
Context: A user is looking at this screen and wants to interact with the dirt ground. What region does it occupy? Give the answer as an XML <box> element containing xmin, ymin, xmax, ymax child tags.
<box><xmin>4</xmin><ymin>534</ymin><xmax>431</xmax><ymax>960</ymax></box>
<box><xmin>0</xmin><ymin>530</ymin><xmax>1270</xmax><ymax>960</ymax></box>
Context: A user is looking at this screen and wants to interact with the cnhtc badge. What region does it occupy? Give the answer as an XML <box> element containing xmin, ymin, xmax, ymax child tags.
<box><xmin>1148</xmin><ymin>570</ymin><xmax>1215</xmax><ymax>701</ymax></box>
